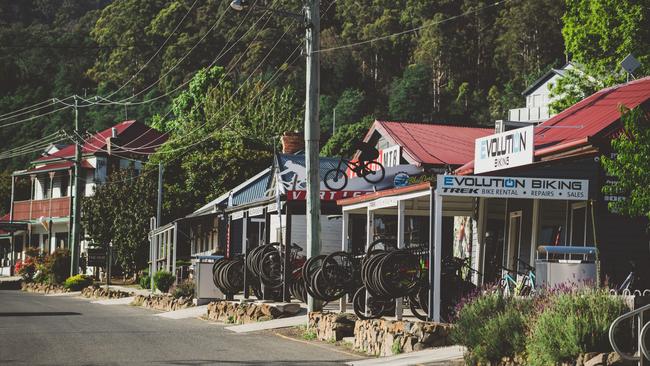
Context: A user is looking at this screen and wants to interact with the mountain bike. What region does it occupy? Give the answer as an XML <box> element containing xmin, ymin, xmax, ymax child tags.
<box><xmin>323</xmin><ymin>157</ymin><xmax>385</xmax><ymax>191</ymax></box>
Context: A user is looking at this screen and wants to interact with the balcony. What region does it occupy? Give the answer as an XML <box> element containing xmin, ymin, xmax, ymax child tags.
<box><xmin>508</xmin><ymin>106</ymin><xmax>552</xmax><ymax>123</ymax></box>
<box><xmin>12</xmin><ymin>197</ymin><xmax>70</xmax><ymax>221</ymax></box>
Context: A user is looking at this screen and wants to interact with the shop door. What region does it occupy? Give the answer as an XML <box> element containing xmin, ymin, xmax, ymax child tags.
<box><xmin>569</xmin><ymin>202</ymin><xmax>587</xmax><ymax>246</ymax></box>
<box><xmin>505</xmin><ymin>211</ymin><xmax>522</xmax><ymax>270</ymax></box>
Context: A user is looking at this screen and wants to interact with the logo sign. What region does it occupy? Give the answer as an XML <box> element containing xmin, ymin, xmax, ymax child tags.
<box><xmin>286</xmin><ymin>190</ymin><xmax>371</xmax><ymax>201</ymax></box>
<box><xmin>393</xmin><ymin>172</ymin><xmax>410</xmax><ymax>188</ymax></box>
<box><xmin>382</xmin><ymin>145</ymin><xmax>401</xmax><ymax>168</ymax></box>
<box><xmin>87</xmin><ymin>248</ymin><xmax>107</xmax><ymax>267</ymax></box>
<box><xmin>437</xmin><ymin>175</ymin><xmax>589</xmax><ymax>200</ymax></box>
<box><xmin>475</xmin><ymin>126</ymin><xmax>534</xmax><ymax>173</ymax></box>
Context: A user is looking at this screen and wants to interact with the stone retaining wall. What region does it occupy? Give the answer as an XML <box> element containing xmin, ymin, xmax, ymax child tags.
<box><xmin>206</xmin><ymin>301</ymin><xmax>301</xmax><ymax>324</ymax></box>
<box><xmin>22</xmin><ymin>282</ymin><xmax>68</xmax><ymax>294</ymax></box>
<box><xmin>131</xmin><ymin>294</ymin><xmax>194</xmax><ymax>312</ymax></box>
<box><xmin>81</xmin><ymin>285</ymin><xmax>132</xmax><ymax>299</ymax></box>
<box><xmin>353</xmin><ymin>319</ymin><xmax>452</xmax><ymax>356</ymax></box>
<box><xmin>308</xmin><ymin>312</ymin><xmax>357</xmax><ymax>341</ymax></box>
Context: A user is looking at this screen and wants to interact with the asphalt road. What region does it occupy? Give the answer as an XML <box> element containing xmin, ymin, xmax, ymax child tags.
<box><xmin>0</xmin><ymin>290</ymin><xmax>355</xmax><ymax>366</ymax></box>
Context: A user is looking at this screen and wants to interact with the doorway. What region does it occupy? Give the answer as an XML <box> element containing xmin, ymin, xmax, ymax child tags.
<box><xmin>505</xmin><ymin>211</ymin><xmax>522</xmax><ymax>270</ymax></box>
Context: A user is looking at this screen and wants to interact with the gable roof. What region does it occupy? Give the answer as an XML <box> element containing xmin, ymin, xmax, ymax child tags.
<box><xmin>521</xmin><ymin>62</ymin><xmax>574</xmax><ymax>96</ymax></box>
<box><xmin>35</xmin><ymin>120</ymin><xmax>166</xmax><ymax>163</ymax></box>
<box><xmin>366</xmin><ymin>121</ymin><xmax>492</xmax><ymax>167</ymax></box>
<box><xmin>457</xmin><ymin>76</ymin><xmax>650</xmax><ymax>174</ymax></box>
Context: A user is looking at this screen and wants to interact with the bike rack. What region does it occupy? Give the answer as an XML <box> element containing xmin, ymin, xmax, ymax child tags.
<box><xmin>609</xmin><ymin>302</ymin><xmax>650</xmax><ymax>365</ymax></box>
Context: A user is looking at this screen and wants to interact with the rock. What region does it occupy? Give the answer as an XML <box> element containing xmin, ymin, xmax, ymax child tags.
<box><xmin>584</xmin><ymin>353</ymin><xmax>607</xmax><ymax>366</ymax></box>
<box><xmin>606</xmin><ymin>352</ymin><xmax>627</xmax><ymax>365</ymax></box>
<box><xmin>275</xmin><ymin>303</ymin><xmax>301</xmax><ymax>315</ymax></box>
<box><xmin>413</xmin><ymin>342</ymin><xmax>427</xmax><ymax>351</ymax></box>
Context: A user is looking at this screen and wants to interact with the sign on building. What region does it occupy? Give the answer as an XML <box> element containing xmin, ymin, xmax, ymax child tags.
<box><xmin>474</xmin><ymin>126</ymin><xmax>534</xmax><ymax>173</ymax></box>
<box><xmin>437</xmin><ymin>175</ymin><xmax>589</xmax><ymax>200</ymax></box>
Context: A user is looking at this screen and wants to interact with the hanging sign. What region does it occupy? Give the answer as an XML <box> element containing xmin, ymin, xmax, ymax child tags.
<box><xmin>474</xmin><ymin>125</ymin><xmax>534</xmax><ymax>173</ymax></box>
<box><xmin>437</xmin><ymin>175</ymin><xmax>589</xmax><ymax>200</ymax></box>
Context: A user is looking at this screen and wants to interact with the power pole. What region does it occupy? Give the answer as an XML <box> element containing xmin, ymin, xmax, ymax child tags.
<box><xmin>157</xmin><ymin>162</ymin><xmax>163</xmax><ymax>226</ymax></box>
<box><xmin>304</xmin><ymin>0</ymin><xmax>321</xmax><ymax>312</ymax></box>
<box><xmin>70</xmin><ymin>95</ymin><xmax>82</xmax><ymax>276</ymax></box>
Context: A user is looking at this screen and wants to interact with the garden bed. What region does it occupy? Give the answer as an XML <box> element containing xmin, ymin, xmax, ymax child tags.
<box><xmin>21</xmin><ymin>282</ymin><xmax>68</xmax><ymax>294</ymax></box>
<box><xmin>81</xmin><ymin>285</ymin><xmax>133</xmax><ymax>299</ymax></box>
<box><xmin>130</xmin><ymin>294</ymin><xmax>194</xmax><ymax>312</ymax></box>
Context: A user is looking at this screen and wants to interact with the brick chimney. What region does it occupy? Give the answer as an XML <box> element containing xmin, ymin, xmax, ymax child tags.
<box><xmin>281</xmin><ymin>131</ymin><xmax>304</xmax><ymax>154</ymax></box>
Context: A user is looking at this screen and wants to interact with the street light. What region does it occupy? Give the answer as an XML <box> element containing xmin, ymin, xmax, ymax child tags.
<box><xmin>229</xmin><ymin>0</ymin><xmax>321</xmax><ymax>312</ymax></box>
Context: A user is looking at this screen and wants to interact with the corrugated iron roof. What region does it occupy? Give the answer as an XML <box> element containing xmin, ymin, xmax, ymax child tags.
<box><xmin>457</xmin><ymin>76</ymin><xmax>650</xmax><ymax>175</ymax></box>
<box><xmin>16</xmin><ymin>160</ymin><xmax>93</xmax><ymax>176</ymax></box>
<box><xmin>35</xmin><ymin>120</ymin><xmax>167</xmax><ymax>163</ymax></box>
<box><xmin>370</xmin><ymin>121</ymin><xmax>493</xmax><ymax>166</ymax></box>
<box><xmin>231</xmin><ymin>169</ymin><xmax>272</xmax><ymax>206</ymax></box>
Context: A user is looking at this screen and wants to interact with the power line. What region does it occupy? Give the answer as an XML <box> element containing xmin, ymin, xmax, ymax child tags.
<box><xmin>0</xmin><ymin>105</ymin><xmax>72</xmax><ymax>129</ymax></box>
<box><xmin>313</xmin><ymin>0</ymin><xmax>510</xmax><ymax>54</ymax></box>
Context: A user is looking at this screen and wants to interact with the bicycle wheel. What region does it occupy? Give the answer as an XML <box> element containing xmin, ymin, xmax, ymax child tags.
<box><xmin>324</xmin><ymin>168</ymin><xmax>347</xmax><ymax>191</ymax></box>
<box><xmin>361</xmin><ymin>161</ymin><xmax>385</xmax><ymax>184</ymax></box>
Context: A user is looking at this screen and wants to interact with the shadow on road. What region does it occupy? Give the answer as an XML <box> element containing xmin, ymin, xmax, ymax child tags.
<box><xmin>0</xmin><ymin>312</ymin><xmax>81</xmax><ymax>317</ymax></box>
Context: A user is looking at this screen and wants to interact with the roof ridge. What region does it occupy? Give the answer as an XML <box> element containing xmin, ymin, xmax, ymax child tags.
<box><xmin>376</xmin><ymin>120</ymin><xmax>492</xmax><ymax>129</ymax></box>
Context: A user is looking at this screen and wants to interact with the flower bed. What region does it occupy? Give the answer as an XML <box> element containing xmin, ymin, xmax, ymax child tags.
<box><xmin>21</xmin><ymin>282</ymin><xmax>68</xmax><ymax>294</ymax></box>
<box><xmin>452</xmin><ymin>288</ymin><xmax>630</xmax><ymax>366</ymax></box>
<box><xmin>130</xmin><ymin>294</ymin><xmax>194</xmax><ymax>312</ymax></box>
<box><xmin>80</xmin><ymin>285</ymin><xmax>133</xmax><ymax>299</ymax></box>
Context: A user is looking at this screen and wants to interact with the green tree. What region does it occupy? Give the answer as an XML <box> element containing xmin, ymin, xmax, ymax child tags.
<box><xmin>81</xmin><ymin>168</ymin><xmax>156</xmax><ymax>276</ymax></box>
<box><xmin>321</xmin><ymin>118</ymin><xmax>373</xmax><ymax>158</ymax></box>
<box><xmin>563</xmin><ymin>0</ymin><xmax>650</xmax><ymax>78</ymax></box>
<box><xmin>149</xmin><ymin>66</ymin><xmax>302</xmax><ymax>218</ymax></box>
<box><xmin>548</xmin><ymin>67</ymin><xmax>604</xmax><ymax>114</ymax></box>
<box><xmin>388</xmin><ymin>64</ymin><xmax>432</xmax><ymax>122</ymax></box>
<box><xmin>601</xmin><ymin>106</ymin><xmax>650</xmax><ymax>222</ymax></box>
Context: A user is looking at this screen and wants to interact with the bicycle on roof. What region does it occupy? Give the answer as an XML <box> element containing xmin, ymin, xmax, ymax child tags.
<box><xmin>324</xmin><ymin>141</ymin><xmax>385</xmax><ymax>191</ymax></box>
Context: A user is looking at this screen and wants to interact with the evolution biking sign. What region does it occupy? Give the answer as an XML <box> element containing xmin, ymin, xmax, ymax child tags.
<box><xmin>437</xmin><ymin>175</ymin><xmax>589</xmax><ymax>200</ymax></box>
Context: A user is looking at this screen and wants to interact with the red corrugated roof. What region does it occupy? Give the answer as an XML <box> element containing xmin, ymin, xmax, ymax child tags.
<box><xmin>457</xmin><ymin>76</ymin><xmax>650</xmax><ymax>174</ymax></box>
<box><xmin>35</xmin><ymin>120</ymin><xmax>166</xmax><ymax>162</ymax></box>
<box><xmin>370</xmin><ymin>121</ymin><xmax>493</xmax><ymax>166</ymax></box>
<box><xmin>25</xmin><ymin>160</ymin><xmax>93</xmax><ymax>174</ymax></box>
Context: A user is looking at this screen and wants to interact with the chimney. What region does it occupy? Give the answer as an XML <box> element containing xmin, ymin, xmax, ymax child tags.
<box><xmin>281</xmin><ymin>131</ymin><xmax>304</xmax><ymax>154</ymax></box>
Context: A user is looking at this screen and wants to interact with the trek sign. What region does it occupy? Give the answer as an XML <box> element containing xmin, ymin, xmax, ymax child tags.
<box><xmin>474</xmin><ymin>125</ymin><xmax>534</xmax><ymax>173</ymax></box>
<box><xmin>437</xmin><ymin>175</ymin><xmax>589</xmax><ymax>200</ymax></box>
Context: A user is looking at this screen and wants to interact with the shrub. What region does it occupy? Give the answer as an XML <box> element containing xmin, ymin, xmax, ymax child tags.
<box><xmin>139</xmin><ymin>272</ymin><xmax>151</xmax><ymax>290</ymax></box>
<box><xmin>43</xmin><ymin>249</ymin><xmax>71</xmax><ymax>284</ymax></box>
<box><xmin>33</xmin><ymin>270</ymin><xmax>49</xmax><ymax>284</ymax></box>
<box><xmin>171</xmin><ymin>280</ymin><xmax>195</xmax><ymax>299</ymax></box>
<box><xmin>451</xmin><ymin>292</ymin><xmax>530</xmax><ymax>365</ymax></box>
<box><xmin>526</xmin><ymin>289</ymin><xmax>628</xmax><ymax>365</ymax></box>
<box><xmin>16</xmin><ymin>257</ymin><xmax>36</xmax><ymax>281</ymax></box>
<box><xmin>63</xmin><ymin>274</ymin><xmax>94</xmax><ymax>291</ymax></box>
<box><xmin>153</xmin><ymin>271</ymin><xmax>175</xmax><ymax>293</ymax></box>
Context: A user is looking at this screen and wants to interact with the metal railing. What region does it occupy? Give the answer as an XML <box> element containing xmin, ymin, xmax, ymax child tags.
<box><xmin>610</xmin><ymin>302</ymin><xmax>650</xmax><ymax>365</ymax></box>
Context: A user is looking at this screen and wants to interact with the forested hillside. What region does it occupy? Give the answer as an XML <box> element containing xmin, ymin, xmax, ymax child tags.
<box><xmin>1</xmin><ymin>0</ymin><xmax>648</xmax><ymax>216</ymax></box>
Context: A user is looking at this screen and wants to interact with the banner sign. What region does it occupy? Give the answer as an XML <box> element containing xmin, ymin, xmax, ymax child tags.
<box><xmin>437</xmin><ymin>175</ymin><xmax>589</xmax><ymax>200</ymax></box>
<box><xmin>474</xmin><ymin>125</ymin><xmax>534</xmax><ymax>173</ymax></box>
<box><xmin>87</xmin><ymin>248</ymin><xmax>107</xmax><ymax>267</ymax></box>
<box><xmin>286</xmin><ymin>190</ymin><xmax>371</xmax><ymax>201</ymax></box>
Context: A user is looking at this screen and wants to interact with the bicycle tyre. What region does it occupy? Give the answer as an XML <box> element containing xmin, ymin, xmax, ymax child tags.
<box><xmin>361</xmin><ymin>161</ymin><xmax>385</xmax><ymax>184</ymax></box>
<box><xmin>324</xmin><ymin>168</ymin><xmax>347</xmax><ymax>191</ymax></box>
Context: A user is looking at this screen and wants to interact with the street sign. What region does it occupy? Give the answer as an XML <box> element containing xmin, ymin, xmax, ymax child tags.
<box><xmin>437</xmin><ymin>175</ymin><xmax>589</xmax><ymax>200</ymax></box>
<box><xmin>87</xmin><ymin>248</ymin><xmax>107</xmax><ymax>267</ymax></box>
<box><xmin>474</xmin><ymin>125</ymin><xmax>534</xmax><ymax>173</ymax></box>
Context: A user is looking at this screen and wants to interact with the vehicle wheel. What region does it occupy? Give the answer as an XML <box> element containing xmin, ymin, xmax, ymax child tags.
<box><xmin>324</xmin><ymin>168</ymin><xmax>347</xmax><ymax>191</ymax></box>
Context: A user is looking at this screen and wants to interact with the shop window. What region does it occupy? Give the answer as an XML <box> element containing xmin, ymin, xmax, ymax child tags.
<box><xmin>538</xmin><ymin>200</ymin><xmax>567</xmax><ymax>246</ymax></box>
<box><xmin>29</xmin><ymin>234</ymin><xmax>39</xmax><ymax>248</ymax></box>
